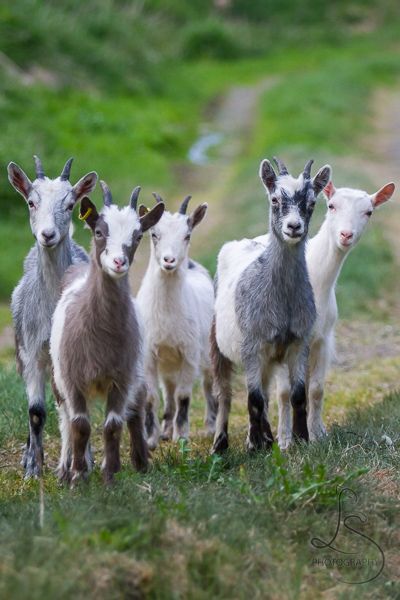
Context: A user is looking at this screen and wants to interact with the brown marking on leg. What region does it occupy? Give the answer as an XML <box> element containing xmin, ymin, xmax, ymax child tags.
<box><xmin>103</xmin><ymin>417</ymin><xmax>122</xmax><ymax>484</ymax></box>
<box><xmin>175</xmin><ymin>396</ymin><xmax>190</xmax><ymax>437</ymax></box>
<box><xmin>71</xmin><ymin>416</ymin><xmax>91</xmax><ymax>484</ymax></box>
<box><xmin>291</xmin><ymin>381</ymin><xmax>309</xmax><ymax>442</ymax></box>
<box><xmin>210</xmin><ymin>317</ymin><xmax>233</xmax><ymax>453</ymax></box>
<box><xmin>247</xmin><ymin>388</ymin><xmax>274</xmax><ymax>451</ymax></box>
<box><xmin>127</xmin><ymin>406</ymin><xmax>148</xmax><ymax>473</ymax></box>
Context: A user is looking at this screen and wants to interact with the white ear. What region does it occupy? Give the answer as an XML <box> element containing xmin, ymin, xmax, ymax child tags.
<box><xmin>323</xmin><ymin>180</ymin><xmax>336</xmax><ymax>200</ymax></box>
<box><xmin>371</xmin><ymin>182</ymin><xmax>395</xmax><ymax>208</ymax></box>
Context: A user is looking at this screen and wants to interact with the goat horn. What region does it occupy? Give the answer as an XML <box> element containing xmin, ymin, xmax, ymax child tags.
<box><xmin>100</xmin><ymin>180</ymin><xmax>112</xmax><ymax>206</ymax></box>
<box><xmin>33</xmin><ymin>155</ymin><xmax>45</xmax><ymax>179</ymax></box>
<box><xmin>152</xmin><ymin>192</ymin><xmax>164</xmax><ymax>204</ymax></box>
<box><xmin>130</xmin><ymin>186</ymin><xmax>141</xmax><ymax>211</ymax></box>
<box><xmin>303</xmin><ymin>159</ymin><xmax>314</xmax><ymax>179</ymax></box>
<box><xmin>60</xmin><ymin>157</ymin><xmax>74</xmax><ymax>181</ymax></box>
<box><xmin>272</xmin><ymin>157</ymin><xmax>288</xmax><ymax>176</ymax></box>
<box><xmin>179</xmin><ymin>195</ymin><xmax>192</xmax><ymax>215</ymax></box>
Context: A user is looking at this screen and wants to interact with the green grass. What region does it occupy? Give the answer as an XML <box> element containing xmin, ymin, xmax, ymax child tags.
<box><xmin>0</xmin><ymin>364</ymin><xmax>399</xmax><ymax>599</ymax></box>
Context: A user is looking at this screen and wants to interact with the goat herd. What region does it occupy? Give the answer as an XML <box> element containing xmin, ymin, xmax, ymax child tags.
<box><xmin>6</xmin><ymin>156</ymin><xmax>395</xmax><ymax>485</ymax></box>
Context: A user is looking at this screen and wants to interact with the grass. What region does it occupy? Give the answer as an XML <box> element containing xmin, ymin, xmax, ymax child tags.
<box><xmin>1</xmin><ymin>3</ymin><xmax>400</xmax><ymax>598</ymax></box>
<box><xmin>0</xmin><ymin>362</ymin><xmax>399</xmax><ymax>599</ymax></box>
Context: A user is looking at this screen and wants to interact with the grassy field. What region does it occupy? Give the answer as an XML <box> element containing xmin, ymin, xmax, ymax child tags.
<box><xmin>0</xmin><ymin>2</ymin><xmax>400</xmax><ymax>599</ymax></box>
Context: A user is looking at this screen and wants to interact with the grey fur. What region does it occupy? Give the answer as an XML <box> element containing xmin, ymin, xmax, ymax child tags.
<box><xmin>8</xmin><ymin>157</ymin><xmax>97</xmax><ymax>477</ymax></box>
<box><xmin>212</xmin><ymin>158</ymin><xmax>331</xmax><ymax>452</ymax></box>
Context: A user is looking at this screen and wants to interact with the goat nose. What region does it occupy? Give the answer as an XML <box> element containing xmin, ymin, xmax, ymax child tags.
<box><xmin>42</xmin><ymin>229</ymin><xmax>56</xmax><ymax>241</ymax></box>
<box><xmin>163</xmin><ymin>256</ymin><xmax>176</xmax><ymax>264</ymax></box>
<box><xmin>340</xmin><ymin>230</ymin><xmax>353</xmax><ymax>240</ymax></box>
<box><xmin>113</xmin><ymin>256</ymin><xmax>127</xmax><ymax>268</ymax></box>
<box><xmin>287</xmin><ymin>221</ymin><xmax>302</xmax><ymax>232</ymax></box>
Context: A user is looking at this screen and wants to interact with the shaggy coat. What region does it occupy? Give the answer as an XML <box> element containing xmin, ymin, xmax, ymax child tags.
<box><xmin>50</xmin><ymin>185</ymin><xmax>164</xmax><ymax>484</ymax></box>
<box><xmin>8</xmin><ymin>156</ymin><xmax>97</xmax><ymax>477</ymax></box>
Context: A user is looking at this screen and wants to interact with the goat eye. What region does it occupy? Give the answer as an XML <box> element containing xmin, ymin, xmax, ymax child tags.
<box><xmin>66</xmin><ymin>202</ymin><xmax>75</xmax><ymax>211</ymax></box>
<box><xmin>151</xmin><ymin>233</ymin><xmax>158</xmax><ymax>241</ymax></box>
<box><xmin>271</xmin><ymin>197</ymin><xmax>279</xmax><ymax>206</ymax></box>
<box><xmin>365</xmin><ymin>210</ymin><xmax>372</xmax><ymax>217</ymax></box>
<box><xmin>28</xmin><ymin>200</ymin><xmax>35</xmax><ymax>209</ymax></box>
<box><xmin>95</xmin><ymin>229</ymin><xmax>103</xmax><ymax>238</ymax></box>
<box><xmin>328</xmin><ymin>203</ymin><xmax>335</xmax><ymax>211</ymax></box>
<box><xmin>184</xmin><ymin>234</ymin><xmax>191</xmax><ymax>242</ymax></box>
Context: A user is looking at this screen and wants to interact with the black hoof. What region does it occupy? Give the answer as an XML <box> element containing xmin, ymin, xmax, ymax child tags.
<box><xmin>212</xmin><ymin>431</ymin><xmax>229</xmax><ymax>454</ymax></box>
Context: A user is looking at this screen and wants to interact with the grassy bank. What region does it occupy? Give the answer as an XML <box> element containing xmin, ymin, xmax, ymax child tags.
<box><xmin>0</xmin><ymin>363</ymin><xmax>399</xmax><ymax>598</ymax></box>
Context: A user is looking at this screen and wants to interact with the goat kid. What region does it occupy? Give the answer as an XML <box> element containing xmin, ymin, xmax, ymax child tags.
<box><xmin>137</xmin><ymin>194</ymin><xmax>216</xmax><ymax>449</ymax></box>
<box><xmin>8</xmin><ymin>156</ymin><xmax>97</xmax><ymax>478</ymax></box>
<box><xmin>266</xmin><ymin>178</ymin><xmax>395</xmax><ymax>448</ymax></box>
<box><xmin>50</xmin><ymin>183</ymin><xmax>164</xmax><ymax>485</ymax></box>
<box><xmin>211</xmin><ymin>158</ymin><xmax>331</xmax><ymax>453</ymax></box>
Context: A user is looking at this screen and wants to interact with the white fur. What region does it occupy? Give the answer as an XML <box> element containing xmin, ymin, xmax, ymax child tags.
<box><xmin>50</xmin><ymin>273</ymin><xmax>88</xmax><ymax>404</ymax></box>
<box><xmin>137</xmin><ymin>209</ymin><xmax>215</xmax><ymax>447</ymax></box>
<box><xmin>100</xmin><ymin>205</ymin><xmax>141</xmax><ymax>277</ymax></box>
<box><xmin>215</xmin><ymin>238</ymin><xmax>264</xmax><ymax>363</ymax></box>
<box><xmin>271</xmin><ymin>183</ymin><xmax>394</xmax><ymax>448</ymax></box>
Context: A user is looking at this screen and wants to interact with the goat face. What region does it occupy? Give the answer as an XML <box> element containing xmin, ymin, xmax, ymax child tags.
<box><xmin>7</xmin><ymin>156</ymin><xmax>97</xmax><ymax>249</ymax></box>
<box><xmin>148</xmin><ymin>199</ymin><xmax>207</xmax><ymax>273</ymax></box>
<box><xmin>80</xmin><ymin>185</ymin><xmax>164</xmax><ymax>279</ymax></box>
<box><xmin>259</xmin><ymin>158</ymin><xmax>331</xmax><ymax>245</ymax></box>
<box><xmin>323</xmin><ymin>180</ymin><xmax>395</xmax><ymax>251</ymax></box>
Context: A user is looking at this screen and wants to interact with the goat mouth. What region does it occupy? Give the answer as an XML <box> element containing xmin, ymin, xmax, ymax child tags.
<box><xmin>283</xmin><ymin>231</ymin><xmax>302</xmax><ymax>241</ymax></box>
<box><xmin>39</xmin><ymin>241</ymin><xmax>58</xmax><ymax>249</ymax></box>
<box><xmin>162</xmin><ymin>264</ymin><xmax>176</xmax><ymax>272</ymax></box>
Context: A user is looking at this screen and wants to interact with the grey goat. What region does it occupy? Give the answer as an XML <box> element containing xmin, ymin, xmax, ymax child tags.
<box><xmin>210</xmin><ymin>157</ymin><xmax>331</xmax><ymax>453</ymax></box>
<box><xmin>8</xmin><ymin>156</ymin><xmax>97</xmax><ymax>477</ymax></box>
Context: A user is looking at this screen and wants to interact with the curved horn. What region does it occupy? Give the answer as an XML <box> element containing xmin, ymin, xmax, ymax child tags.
<box><xmin>272</xmin><ymin>157</ymin><xmax>288</xmax><ymax>176</ymax></box>
<box><xmin>130</xmin><ymin>186</ymin><xmax>141</xmax><ymax>211</ymax></box>
<box><xmin>100</xmin><ymin>180</ymin><xmax>112</xmax><ymax>207</ymax></box>
<box><xmin>303</xmin><ymin>159</ymin><xmax>314</xmax><ymax>179</ymax></box>
<box><xmin>152</xmin><ymin>192</ymin><xmax>164</xmax><ymax>204</ymax></box>
<box><xmin>179</xmin><ymin>195</ymin><xmax>192</xmax><ymax>215</ymax></box>
<box><xmin>33</xmin><ymin>155</ymin><xmax>45</xmax><ymax>179</ymax></box>
<box><xmin>60</xmin><ymin>157</ymin><xmax>74</xmax><ymax>181</ymax></box>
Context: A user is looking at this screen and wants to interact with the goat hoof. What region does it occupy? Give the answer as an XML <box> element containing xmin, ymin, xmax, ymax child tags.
<box><xmin>212</xmin><ymin>432</ymin><xmax>229</xmax><ymax>454</ymax></box>
<box><xmin>246</xmin><ymin>432</ymin><xmax>273</xmax><ymax>452</ymax></box>
<box><xmin>70</xmin><ymin>470</ymin><xmax>89</xmax><ymax>489</ymax></box>
<box><xmin>57</xmin><ymin>466</ymin><xmax>71</xmax><ymax>484</ymax></box>
<box><xmin>23</xmin><ymin>448</ymin><xmax>43</xmax><ymax>479</ymax></box>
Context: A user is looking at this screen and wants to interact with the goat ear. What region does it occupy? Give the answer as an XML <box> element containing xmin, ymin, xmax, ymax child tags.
<box><xmin>7</xmin><ymin>162</ymin><xmax>32</xmax><ymax>200</ymax></box>
<box><xmin>371</xmin><ymin>182</ymin><xmax>395</xmax><ymax>208</ymax></box>
<box><xmin>323</xmin><ymin>180</ymin><xmax>336</xmax><ymax>200</ymax></box>
<box><xmin>79</xmin><ymin>197</ymin><xmax>99</xmax><ymax>230</ymax></box>
<box><xmin>259</xmin><ymin>159</ymin><xmax>277</xmax><ymax>193</ymax></box>
<box><xmin>140</xmin><ymin>202</ymin><xmax>164</xmax><ymax>232</ymax></box>
<box><xmin>73</xmin><ymin>171</ymin><xmax>98</xmax><ymax>201</ymax></box>
<box><xmin>312</xmin><ymin>165</ymin><xmax>331</xmax><ymax>196</ymax></box>
<box><xmin>138</xmin><ymin>204</ymin><xmax>149</xmax><ymax>218</ymax></box>
<box><xmin>188</xmin><ymin>203</ymin><xmax>208</xmax><ymax>229</ymax></box>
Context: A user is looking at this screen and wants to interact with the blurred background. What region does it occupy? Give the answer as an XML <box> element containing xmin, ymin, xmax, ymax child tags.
<box><xmin>0</xmin><ymin>0</ymin><xmax>400</xmax><ymax>346</ymax></box>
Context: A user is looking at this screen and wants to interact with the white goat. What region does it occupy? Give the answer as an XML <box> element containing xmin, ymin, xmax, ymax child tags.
<box><xmin>256</xmin><ymin>178</ymin><xmax>395</xmax><ymax>448</ymax></box>
<box><xmin>136</xmin><ymin>194</ymin><xmax>216</xmax><ymax>449</ymax></box>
